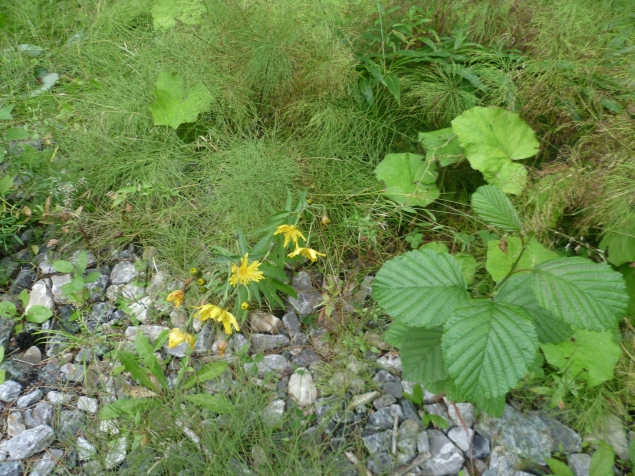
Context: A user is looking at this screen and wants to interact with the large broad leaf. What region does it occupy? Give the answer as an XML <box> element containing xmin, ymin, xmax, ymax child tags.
<box><xmin>495</xmin><ymin>274</ymin><xmax>573</xmax><ymax>344</ymax></box>
<box><xmin>384</xmin><ymin>322</ymin><xmax>410</xmax><ymax>349</ymax></box>
<box><xmin>599</xmin><ymin>218</ymin><xmax>635</xmax><ymax>267</ymax></box>
<box><xmin>486</xmin><ymin>236</ymin><xmax>559</xmax><ymax>282</ymax></box>
<box><xmin>400</xmin><ymin>327</ymin><xmax>447</xmax><ymax>387</ymax></box>
<box><xmin>373</xmin><ymin>250</ymin><xmax>469</xmax><ymax>327</ymax></box>
<box><xmin>532</xmin><ymin>257</ymin><xmax>628</xmax><ymax>331</ymax></box>
<box><xmin>541</xmin><ymin>329</ymin><xmax>621</xmax><ymax>387</ymax></box>
<box><xmin>442</xmin><ymin>300</ymin><xmax>539</xmax><ymax>400</ymax></box>
<box><xmin>152</xmin><ymin>0</ymin><xmax>205</xmax><ymax>31</ymax></box>
<box><xmin>418</xmin><ymin>128</ymin><xmax>464</xmax><ymax>166</ymax></box>
<box><xmin>451</xmin><ymin>107</ymin><xmax>539</xmax><ymax>194</ymax></box>
<box><xmin>589</xmin><ymin>441</ymin><xmax>615</xmax><ymax>476</ymax></box>
<box><xmin>471</xmin><ymin>185</ymin><xmax>522</xmax><ymax>233</ymax></box>
<box><xmin>374</xmin><ymin>153</ymin><xmax>440</xmax><ymax>207</ymax></box>
<box><xmin>183</xmin><ymin>393</ymin><xmax>233</xmax><ymax>413</ymax></box>
<box><xmin>149</xmin><ymin>71</ymin><xmax>213</xmax><ymax>129</ymax></box>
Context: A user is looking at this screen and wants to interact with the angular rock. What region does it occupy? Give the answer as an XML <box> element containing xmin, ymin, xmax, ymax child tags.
<box><xmin>36</xmin><ymin>254</ymin><xmax>56</xmax><ymax>275</ymax></box>
<box><xmin>125</xmin><ymin>325</ymin><xmax>169</xmax><ymax>343</ymax></box>
<box><xmin>56</xmin><ymin>410</ymin><xmax>84</xmax><ymax>440</ymax></box>
<box><xmin>23</xmin><ymin>403</ymin><xmax>54</xmax><ymax>429</ymax></box>
<box><xmin>382</xmin><ymin>381</ymin><xmax>403</xmax><ymax>399</ymax></box>
<box><xmin>30</xmin><ymin>448</ymin><xmax>63</xmax><ymax>476</ymax></box>
<box><xmin>362</xmin><ymin>430</ymin><xmax>392</xmax><ymax>455</ymax></box>
<box><xmin>568</xmin><ymin>453</ymin><xmax>591</xmax><ymax>476</ymax></box>
<box><xmin>77</xmin><ymin>436</ymin><xmax>96</xmax><ymax>460</ymax></box>
<box><xmin>287</xmin><ymin>368</ymin><xmax>317</xmax><ymax>407</ymax></box>
<box><xmin>292</xmin><ymin>272</ymin><xmax>314</xmax><ymax>291</ymax></box>
<box><xmin>50</xmin><ymin>274</ymin><xmax>72</xmax><ymax>305</ymax></box>
<box><xmin>534</xmin><ymin>413</ymin><xmax>581</xmax><ymax>454</ymax></box>
<box><xmin>16</xmin><ymin>389</ymin><xmax>42</xmax><ymax>408</ymax></box>
<box><xmin>310</xmin><ymin>328</ymin><xmax>331</xmax><ymax>355</ymax></box>
<box><xmin>193</xmin><ymin>325</ymin><xmax>214</xmax><ymax>355</ymax></box>
<box><xmin>0</xmin><ymin>317</ymin><xmax>15</xmax><ymax>349</ymax></box>
<box><xmin>230</xmin><ymin>333</ymin><xmax>250</xmax><ymax>354</ymax></box>
<box><xmin>37</xmin><ymin>365</ymin><xmax>61</xmax><ymax>391</ymax></box>
<box><xmin>488</xmin><ymin>446</ymin><xmax>521</xmax><ymax>476</ymax></box>
<box><xmin>77</xmin><ymin>397</ymin><xmax>98</xmax><ymax>414</ymax></box>
<box><xmin>251</xmin><ymin>334</ymin><xmax>289</xmax><ymax>353</ymax></box>
<box><xmin>424</xmin><ymin>403</ymin><xmax>451</xmax><ymax>426</ymax></box>
<box><xmin>291</xmin><ymin>348</ymin><xmax>322</xmax><ymax>367</ymax></box>
<box><xmin>25</xmin><ymin>279</ymin><xmax>54</xmax><ymax>313</ymax></box>
<box><xmin>110</xmin><ymin>261</ymin><xmax>138</xmax><ymax>285</ymax></box>
<box><xmin>0</xmin><ymin>360</ymin><xmax>32</xmax><ymax>385</ymax></box>
<box><xmin>282</xmin><ymin>312</ymin><xmax>301</xmax><ymax>336</ymax></box>
<box><xmin>476</xmin><ymin>404</ymin><xmax>553</xmax><ymax>465</ymax></box>
<box><xmin>369</xmin><ymin>406</ymin><xmax>399</xmax><ymax>430</ymax></box>
<box><xmin>85</xmin><ymin>272</ymin><xmax>110</xmax><ymax>301</ymax></box>
<box><xmin>288</xmin><ymin>291</ymin><xmax>322</xmax><ymax>316</ymax></box>
<box><xmin>20</xmin><ymin>346</ymin><xmax>42</xmax><ymax>365</ymax></box>
<box><xmin>397</xmin><ymin>420</ymin><xmax>420</xmax><ymax>457</ymax></box>
<box><xmin>445</xmin><ymin>400</ymin><xmax>475</xmax><ymax>428</ymax></box>
<box><xmin>418</xmin><ymin>431</ymin><xmax>430</xmax><ymax>454</ymax></box>
<box><xmin>46</xmin><ymin>391</ymin><xmax>72</xmax><ymax>405</ymax></box>
<box><xmin>376</xmin><ymin>353</ymin><xmax>402</xmax><ymax>374</ymax></box>
<box><xmin>585</xmin><ymin>413</ymin><xmax>628</xmax><ymax>461</ymax></box>
<box><xmin>9</xmin><ymin>268</ymin><xmax>36</xmax><ymax>294</ymax></box>
<box><xmin>165</xmin><ymin>340</ymin><xmax>188</xmax><ymax>358</ymax></box>
<box><xmin>128</xmin><ymin>297</ymin><xmax>152</xmax><ymax>323</ymax></box>
<box><xmin>0</xmin><ymin>381</ymin><xmax>22</xmax><ymax>402</ymax></box>
<box><xmin>105</xmin><ymin>437</ymin><xmax>127</xmax><ymax>469</ymax></box>
<box><xmin>418</xmin><ymin>430</ymin><xmax>465</xmax><ymax>476</ymax></box>
<box><xmin>106</xmin><ymin>282</ymin><xmax>145</xmax><ymax>301</ymax></box>
<box><xmin>249</xmin><ymin>312</ymin><xmax>283</xmax><ymax>334</ymax></box>
<box><xmin>244</xmin><ymin>355</ymin><xmax>290</xmax><ymax>377</ymax></box>
<box><xmin>447</xmin><ymin>427</ymin><xmax>474</xmax><ymax>452</ymax></box>
<box><xmin>374</xmin><ymin>394</ymin><xmax>397</xmax><ymax>409</ymax></box>
<box><xmin>472</xmin><ymin>434</ymin><xmax>491</xmax><ymax>459</ymax></box>
<box><xmin>0</xmin><ymin>462</ymin><xmax>22</xmax><ymax>476</ymax></box>
<box><xmin>88</xmin><ymin>302</ymin><xmax>114</xmax><ymax>323</ymax></box>
<box><xmin>7</xmin><ymin>412</ymin><xmax>26</xmax><ymax>437</ymax></box>
<box><xmin>74</xmin><ymin>348</ymin><xmax>93</xmax><ymax>364</ymax></box>
<box><xmin>6</xmin><ymin>425</ymin><xmax>55</xmax><ymax>459</ymax></box>
<box><xmin>290</xmin><ymin>333</ymin><xmax>309</xmax><ymax>346</ymax></box>
<box><xmin>262</xmin><ymin>399</ymin><xmax>285</xmax><ymax>427</ymax></box>
<box><xmin>366</xmin><ymin>452</ymin><xmax>395</xmax><ymax>475</ymax></box>
<box><xmin>54</xmin><ymin>305</ymin><xmax>80</xmax><ymax>334</ymax></box>
<box><xmin>170</xmin><ymin>308</ymin><xmax>188</xmax><ymax>328</ymax></box>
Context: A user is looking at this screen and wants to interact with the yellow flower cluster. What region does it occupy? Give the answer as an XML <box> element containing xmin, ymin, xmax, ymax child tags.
<box><xmin>194</xmin><ymin>304</ymin><xmax>240</xmax><ymax>335</ymax></box>
<box><xmin>275</xmin><ymin>225</ymin><xmax>326</xmax><ymax>262</ymax></box>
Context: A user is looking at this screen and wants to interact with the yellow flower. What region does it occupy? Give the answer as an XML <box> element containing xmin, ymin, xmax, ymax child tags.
<box><xmin>229</xmin><ymin>253</ymin><xmax>264</xmax><ymax>287</ymax></box>
<box><xmin>288</xmin><ymin>247</ymin><xmax>326</xmax><ymax>262</ymax></box>
<box><xmin>274</xmin><ymin>225</ymin><xmax>306</xmax><ymax>248</ymax></box>
<box><xmin>241</xmin><ymin>301</ymin><xmax>249</xmax><ymax>310</ymax></box>
<box><xmin>193</xmin><ymin>304</ymin><xmax>223</xmax><ymax>322</ymax></box>
<box><xmin>217</xmin><ymin>310</ymin><xmax>240</xmax><ymax>335</ymax></box>
<box><xmin>166</xmin><ymin>290</ymin><xmax>185</xmax><ymax>309</ymax></box>
<box><xmin>168</xmin><ymin>328</ymin><xmax>195</xmax><ymax>349</ymax></box>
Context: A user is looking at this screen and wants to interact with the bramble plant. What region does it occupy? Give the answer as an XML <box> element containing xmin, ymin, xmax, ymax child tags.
<box><xmin>0</xmin><ymin>287</ymin><xmax>53</xmax><ymax>332</ymax></box>
<box><xmin>373</xmin><ymin>185</ymin><xmax>629</xmax><ymax>414</ymax></box>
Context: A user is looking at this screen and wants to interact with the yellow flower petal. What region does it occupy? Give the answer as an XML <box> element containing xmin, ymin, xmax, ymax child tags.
<box><xmin>229</xmin><ymin>253</ymin><xmax>264</xmax><ymax>287</ymax></box>
<box><xmin>274</xmin><ymin>225</ymin><xmax>306</xmax><ymax>248</ymax></box>
<box><xmin>168</xmin><ymin>328</ymin><xmax>195</xmax><ymax>349</ymax></box>
<box><xmin>193</xmin><ymin>304</ymin><xmax>223</xmax><ymax>321</ymax></box>
<box><xmin>166</xmin><ymin>290</ymin><xmax>185</xmax><ymax>309</ymax></box>
<box><xmin>287</xmin><ymin>247</ymin><xmax>326</xmax><ymax>262</ymax></box>
<box><xmin>218</xmin><ymin>310</ymin><xmax>240</xmax><ymax>335</ymax></box>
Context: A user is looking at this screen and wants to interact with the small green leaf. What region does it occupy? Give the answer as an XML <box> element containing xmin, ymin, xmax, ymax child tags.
<box><xmin>0</xmin><ymin>302</ymin><xmax>17</xmax><ymax>318</ymax></box>
<box><xmin>541</xmin><ymin>329</ymin><xmax>621</xmax><ymax>387</ymax></box>
<box><xmin>589</xmin><ymin>441</ymin><xmax>615</xmax><ymax>476</ymax></box>
<box><xmin>486</xmin><ymin>236</ymin><xmax>559</xmax><ymax>283</ymax></box>
<box><xmin>373</xmin><ymin>250</ymin><xmax>469</xmax><ymax>328</ymax></box>
<box><xmin>182</xmin><ymin>361</ymin><xmax>229</xmax><ymax>390</ymax></box>
<box><xmin>183</xmin><ymin>393</ymin><xmax>233</xmax><ymax>413</ymax></box>
<box><xmin>99</xmin><ymin>398</ymin><xmax>156</xmax><ymax>420</ymax></box>
<box><xmin>532</xmin><ymin>257</ymin><xmax>628</xmax><ymax>331</ymax></box>
<box><xmin>442</xmin><ymin>300</ymin><xmax>539</xmax><ymax>400</ymax></box>
<box><xmin>0</xmin><ymin>175</ymin><xmax>13</xmax><ymax>195</ymax></box>
<box><xmin>4</xmin><ymin>128</ymin><xmax>31</xmax><ymax>141</ymax></box>
<box><xmin>400</xmin><ymin>327</ymin><xmax>447</xmax><ymax>387</ymax></box>
<box><xmin>428</xmin><ymin>413</ymin><xmax>449</xmax><ymax>429</ymax></box>
<box><xmin>152</xmin><ymin>329</ymin><xmax>170</xmax><ymax>352</ymax></box>
<box><xmin>403</xmin><ymin>383</ymin><xmax>423</xmax><ymax>406</ymax></box>
<box><xmin>374</xmin><ymin>153</ymin><xmax>440</xmax><ymax>208</ymax></box>
<box><xmin>0</xmin><ymin>346</ymin><xmax>4</xmax><ymax>363</ymax></box>
<box><xmin>547</xmin><ymin>458</ymin><xmax>575</xmax><ymax>476</ymax></box>
<box><xmin>51</xmin><ymin>260</ymin><xmax>75</xmax><ymax>274</ymax></box>
<box><xmin>83</xmin><ymin>272</ymin><xmax>101</xmax><ymax>284</ymax></box>
<box><xmin>0</xmin><ymin>105</ymin><xmax>14</xmax><ymax>120</ymax></box>
<box><xmin>418</xmin><ymin>128</ymin><xmax>464</xmax><ymax>166</ymax></box>
<box><xmin>18</xmin><ymin>289</ymin><xmax>29</xmax><ymax>308</ymax></box>
<box><xmin>74</xmin><ymin>251</ymin><xmax>88</xmax><ymax>276</ymax></box>
<box><xmin>149</xmin><ymin>71</ymin><xmax>213</xmax><ymax>129</ymax></box>
<box><xmin>25</xmin><ymin>306</ymin><xmax>53</xmax><ymax>323</ymax></box>
<box><xmin>471</xmin><ymin>185</ymin><xmax>522</xmax><ymax>233</ymax></box>
<box><xmin>119</xmin><ymin>351</ymin><xmax>157</xmax><ymax>391</ymax></box>
<box><xmin>152</xmin><ymin>0</ymin><xmax>205</xmax><ymax>30</ymax></box>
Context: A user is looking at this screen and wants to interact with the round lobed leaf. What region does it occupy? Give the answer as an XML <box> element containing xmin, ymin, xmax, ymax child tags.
<box><xmin>442</xmin><ymin>300</ymin><xmax>538</xmax><ymax>400</ymax></box>
<box><xmin>373</xmin><ymin>250</ymin><xmax>469</xmax><ymax>328</ymax></box>
<box><xmin>531</xmin><ymin>257</ymin><xmax>628</xmax><ymax>331</ymax></box>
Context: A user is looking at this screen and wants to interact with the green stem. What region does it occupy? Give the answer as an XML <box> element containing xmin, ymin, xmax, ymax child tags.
<box><xmin>490</xmin><ymin>235</ymin><xmax>527</xmax><ymax>296</ymax></box>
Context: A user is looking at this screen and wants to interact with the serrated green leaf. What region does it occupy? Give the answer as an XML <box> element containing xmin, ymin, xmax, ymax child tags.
<box><xmin>451</xmin><ymin>107</ymin><xmax>538</xmax><ymax>194</ymax></box>
<box><xmin>454</xmin><ymin>253</ymin><xmax>478</xmax><ymax>284</ymax></box>
<box><xmin>99</xmin><ymin>398</ymin><xmax>156</xmax><ymax>420</ymax></box>
<box><xmin>183</xmin><ymin>393</ymin><xmax>233</xmax><ymax>413</ymax></box>
<box><xmin>541</xmin><ymin>329</ymin><xmax>621</xmax><ymax>387</ymax></box>
<box><xmin>486</xmin><ymin>236</ymin><xmax>559</xmax><ymax>282</ymax></box>
<box><xmin>418</xmin><ymin>128</ymin><xmax>464</xmax><ymax>166</ymax></box>
<box><xmin>589</xmin><ymin>441</ymin><xmax>615</xmax><ymax>476</ymax></box>
<box><xmin>4</xmin><ymin>128</ymin><xmax>31</xmax><ymax>141</ymax></box>
<box><xmin>384</xmin><ymin>322</ymin><xmax>410</xmax><ymax>349</ymax></box>
<box><xmin>182</xmin><ymin>361</ymin><xmax>229</xmax><ymax>390</ymax></box>
<box><xmin>547</xmin><ymin>458</ymin><xmax>575</xmax><ymax>476</ymax></box>
<box><xmin>51</xmin><ymin>260</ymin><xmax>75</xmax><ymax>274</ymax></box>
<box><xmin>400</xmin><ymin>327</ymin><xmax>447</xmax><ymax>386</ymax></box>
<box><xmin>495</xmin><ymin>274</ymin><xmax>573</xmax><ymax>344</ymax></box>
<box><xmin>532</xmin><ymin>257</ymin><xmax>628</xmax><ymax>331</ymax></box>
<box><xmin>149</xmin><ymin>71</ymin><xmax>213</xmax><ymax>129</ymax></box>
<box><xmin>0</xmin><ymin>175</ymin><xmax>13</xmax><ymax>195</ymax></box>
<box><xmin>119</xmin><ymin>351</ymin><xmax>156</xmax><ymax>392</ymax></box>
<box><xmin>420</xmin><ymin>241</ymin><xmax>449</xmax><ymax>253</ymax></box>
<box><xmin>373</xmin><ymin>250</ymin><xmax>469</xmax><ymax>327</ymax></box>
<box><xmin>442</xmin><ymin>300</ymin><xmax>538</xmax><ymax>399</ymax></box>
<box><xmin>25</xmin><ymin>305</ymin><xmax>52</xmax><ymax>323</ymax></box>
<box><xmin>599</xmin><ymin>219</ymin><xmax>635</xmax><ymax>267</ymax></box>
<box><xmin>471</xmin><ymin>185</ymin><xmax>522</xmax><ymax>232</ymax></box>
<box><xmin>0</xmin><ymin>302</ymin><xmax>17</xmax><ymax>318</ymax></box>
<box><xmin>152</xmin><ymin>0</ymin><xmax>205</xmax><ymax>31</ymax></box>
<box><xmin>0</xmin><ymin>105</ymin><xmax>14</xmax><ymax>120</ymax></box>
<box><xmin>374</xmin><ymin>153</ymin><xmax>440</xmax><ymax>208</ymax></box>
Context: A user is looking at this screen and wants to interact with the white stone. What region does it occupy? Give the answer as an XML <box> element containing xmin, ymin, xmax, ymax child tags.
<box><xmin>6</xmin><ymin>425</ymin><xmax>55</xmax><ymax>460</ymax></box>
<box><xmin>77</xmin><ymin>436</ymin><xmax>97</xmax><ymax>460</ymax></box>
<box><xmin>30</xmin><ymin>448</ymin><xmax>64</xmax><ymax>476</ymax></box>
<box><xmin>125</xmin><ymin>325</ymin><xmax>169</xmax><ymax>343</ymax></box>
<box><xmin>376</xmin><ymin>352</ymin><xmax>402</xmax><ymax>374</ymax></box>
<box><xmin>250</xmin><ymin>312</ymin><xmax>283</xmax><ymax>334</ymax></box>
<box><xmin>287</xmin><ymin>368</ymin><xmax>318</xmax><ymax>407</ymax></box>
<box><xmin>46</xmin><ymin>391</ymin><xmax>73</xmax><ymax>405</ymax></box>
<box><xmin>77</xmin><ymin>396</ymin><xmax>99</xmax><ymax>414</ymax></box>
<box><xmin>16</xmin><ymin>389</ymin><xmax>42</xmax><ymax>408</ymax></box>
<box><xmin>105</xmin><ymin>437</ymin><xmax>126</xmax><ymax>469</ymax></box>
<box><xmin>99</xmin><ymin>420</ymin><xmax>120</xmax><ymax>436</ymax></box>
<box><xmin>444</xmin><ymin>399</ymin><xmax>475</xmax><ymax>428</ymax></box>
<box><xmin>128</xmin><ymin>296</ymin><xmax>153</xmax><ymax>323</ymax></box>
<box><xmin>25</xmin><ymin>279</ymin><xmax>54</xmax><ymax>313</ymax></box>
<box><xmin>7</xmin><ymin>412</ymin><xmax>26</xmax><ymax>437</ymax></box>
<box><xmin>447</xmin><ymin>427</ymin><xmax>474</xmax><ymax>452</ymax></box>
<box><xmin>110</xmin><ymin>261</ymin><xmax>138</xmax><ymax>285</ymax></box>
<box><xmin>262</xmin><ymin>399</ymin><xmax>285</xmax><ymax>427</ymax></box>
<box><xmin>50</xmin><ymin>274</ymin><xmax>72</xmax><ymax>304</ymax></box>
<box><xmin>0</xmin><ymin>381</ymin><xmax>22</xmax><ymax>402</ymax></box>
